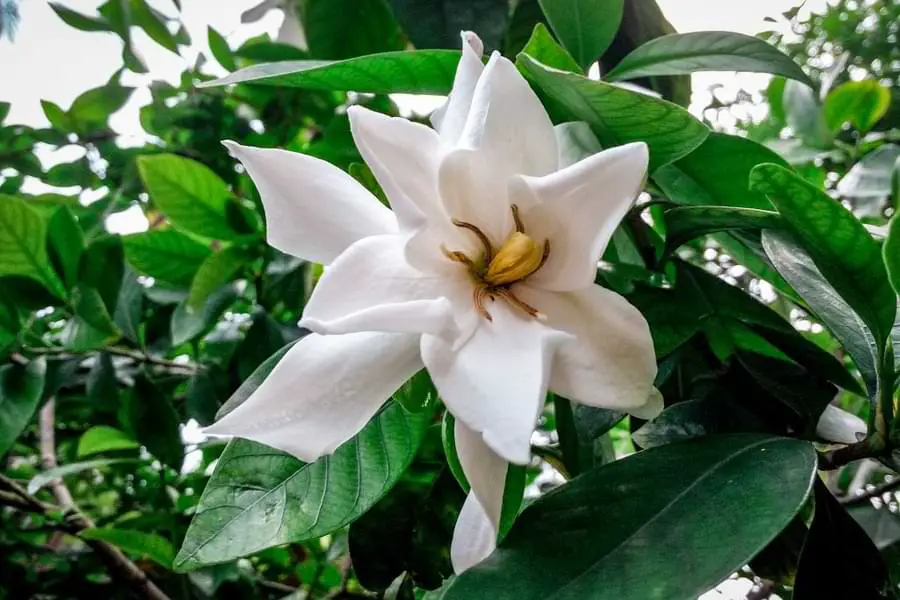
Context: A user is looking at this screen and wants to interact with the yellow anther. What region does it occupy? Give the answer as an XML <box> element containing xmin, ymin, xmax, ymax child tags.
<box><xmin>484</xmin><ymin>232</ymin><xmax>546</xmax><ymax>286</ymax></box>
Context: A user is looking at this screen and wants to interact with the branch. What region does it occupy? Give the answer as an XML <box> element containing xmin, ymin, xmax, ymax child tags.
<box><xmin>840</xmin><ymin>476</ymin><xmax>900</xmax><ymax>506</ymax></box>
<box><xmin>817</xmin><ymin>437</ymin><xmax>886</xmax><ymax>470</ymax></box>
<box><xmin>23</xmin><ymin>345</ymin><xmax>198</xmax><ymax>374</ymax></box>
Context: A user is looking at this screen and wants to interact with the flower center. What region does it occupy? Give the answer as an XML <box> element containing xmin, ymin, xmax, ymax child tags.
<box><xmin>442</xmin><ymin>205</ymin><xmax>550</xmax><ymax>322</ymax></box>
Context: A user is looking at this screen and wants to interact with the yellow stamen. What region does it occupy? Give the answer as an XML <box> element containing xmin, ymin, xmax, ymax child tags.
<box><xmin>485</xmin><ymin>232</ymin><xmax>546</xmax><ymax>286</ymax></box>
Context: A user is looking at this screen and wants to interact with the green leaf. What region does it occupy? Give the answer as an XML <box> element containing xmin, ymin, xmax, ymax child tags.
<box><xmin>837</xmin><ymin>144</ymin><xmax>900</xmax><ymax>199</ymax></box>
<box><xmin>235</xmin><ymin>313</ymin><xmax>287</xmax><ymax>381</ymax></box>
<box><xmin>69</xmin><ymin>83</ymin><xmax>133</xmax><ymax>128</ymax></box>
<box><xmin>885</xmin><ymin>215</ymin><xmax>900</xmax><ymax>298</ymax></box>
<box><xmin>663</xmin><ymin>206</ymin><xmax>784</xmax><ymax>256</ymax></box>
<box><xmin>77</xmin><ymin>425</ymin><xmax>140</xmax><ymax>457</ymax></box>
<box><xmin>518</xmin><ymin>54</ymin><xmax>708</xmax><ymax>170</ymax></box>
<box><xmin>86</xmin><ymin>352</ymin><xmax>119</xmax><ymax>411</ymax></box>
<box><xmin>113</xmin><ymin>269</ymin><xmax>143</xmax><ymax>343</ymax></box>
<box><xmin>446</xmin><ymin>434</ymin><xmax>816</xmax><ymax>600</ymax></box>
<box><xmin>633</xmin><ymin>398</ymin><xmax>770</xmax><ymax>449</ymax></box>
<box><xmin>174</xmin><ymin>401</ymin><xmax>435</xmax><ymax>571</ymax></box>
<box><xmin>62</xmin><ymin>284</ymin><xmax>122</xmax><ymax>351</ymax></box>
<box><xmin>0</xmin><ymin>358</ymin><xmax>46</xmax><ymax>458</ymax></box>
<box><xmin>750</xmin><ymin>164</ymin><xmax>896</xmax><ymax>352</ymax></box>
<box><xmin>128</xmin><ymin>376</ymin><xmax>183</xmax><ymax>470</ymax></box>
<box><xmin>137</xmin><ymin>154</ymin><xmax>239</xmax><ymax>240</ymax></box>
<box><xmin>207</xmin><ymin>26</ymin><xmax>235</xmax><ymax>71</ymax></box>
<box><xmin>46</xmin><ymin>205</ymin><xmax>84</xmax><ymax>290</ymax></box>
<box><xmin>198</xmin><ymin>50</ymin><xmax>460</xmax><ymax>95</ymax></box>
<box><xmin>606</xmin><ymin>31</ymin><xmax>812</xmax><ymax>86</ymax></box>
<box><xmin>387</xmin><ymin>0</ymin><xmax>509</xmax><ymax>51</ymax></box>
<box><xmin>653</xmin><ymin>132</ymin><xmax>788</xmax><ymax>210</ymax></box>
<box><xmin>27</xmin><ymin>458</ymin><xmax>139</xmax><ymax>494</ymax></box>
<box><xmin>521</xmin><ymin>23</ymin><xmax>581</xmax><ymax>73</ymax></box>
<box><xmin>188</xmin><ymin>246</ymin><xmax>252</xmax><ymax>308</ymax></box>
<box><xmin>304</xmin><ymin>0</ymin><xmax>404</xmax><ymax>60</ymax></box>
<box><xmin>49</xmin><ymin>3</ymin><xmax>110</xmax><ymax>32</ymax></box>
<box><xmin>80</xmin><ymin>235</ymin><xmax>124</xmax><ymax>312</ymax></box>
<box><xmin>80</xmin><ymin>528</ymin><xmax>175</xmax><ymax>568</ymax></box>
<box><xmin>40</xmin><ymin>100</ymin><xmax>73</xmax><ymax>131</ymax></box>
<box><xmin>128</xmin><ymin>0</ymin><xmax>178</xmax><ymax>53</ymax></box>
<box><xmin>553</xmin><ymin>394</ymin><xmax>623</xmax><ymax>477</ymax></box>
<box><xmin>171</xmin><ymin>285</ymin><xmax>237</xmax><ymax>346</ymax></box>
<box><xmin>823</xmin><ymin>80</ymin><xmax>891</xmax><ymax>133</ymax></box>
<box><xmin>537</xmin><ymin>0</ymin><xmax>623</xmax><ymax>71</ymax></box>
<box><xmin>0</xmin><ymin>195</ymin><xmax>65</xmax><ymax>296</ymax></box>
<box><xmin>783</xmin><ymin>79</ymin><xmax>832</xmax><ymax>148</ymax></box>
<box><xmin>123</xmin><ymin>229</ymin><xmax>211</xmax><ymax>286</ymax></box>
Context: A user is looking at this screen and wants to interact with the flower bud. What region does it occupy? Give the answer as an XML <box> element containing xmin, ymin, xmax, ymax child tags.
<box><xmin>485</xmin><ymin>232</ymin><xmax>544</xmax><ymax>286</ymax></box>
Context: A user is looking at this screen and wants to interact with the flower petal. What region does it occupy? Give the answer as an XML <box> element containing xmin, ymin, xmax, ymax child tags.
<box><xmin>203</xmin><ymin>331</ymin><xmax>421</xmax><ymax>461</ymax></box>
<box><xmin>438</xmin><ymin>147</ymin><xmax>513</xmax><ymax>246</ymax></box>
<box><xmin>519</xmin><ymin>284</ymin><xmax>660</xmax><ymax>418</ymax></box>
<box><xmin>299</xmin><ymin>234</ymin><xmax>459</xmax><ymax>339</ymax></box>
<box><xmin>451</xmin><ymin>421</ymin><xmax>507</xmax><ymax>573</ymax></box>
<box><xmin>223</xmin><ymin>141</ymin><xmax>397</xmax><ymax>264</ymax></box>
<box><xmin>457</xmin><ymin>53</ymin><xmax>558</xmax><ymax>178</ymax></box>
<box><xmin>347</xmin><ymin>106</ymin><xmax>446</xmax><ymax>230</ymax></box>
<box><xmin>816</xmin><ymin>404</ymin><xmax>866</xmax><ymax>444</ymax></box>
<box><xmin>422</xmin><ymin>303</ymin><xmax>568</xmax><ymax>465</ymax></box>
<box><xmin>432</xmin><ymin>31</ymin><xmax>484</xmax><ymax>146</ymax></box>
<box><xmin>511</xmin><ymin>142</ymin><xmax>649</xmax><ymax>291</ymax></box>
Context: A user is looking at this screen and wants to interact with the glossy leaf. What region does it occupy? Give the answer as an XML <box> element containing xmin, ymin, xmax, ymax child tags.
<box><xmin>663</xmin><ymin>205</ymin><xmax>784</xmax><ymax>255</ymax></box>
<box><xmin>123</xmin><ymin>229</ymin><xmax>211</xmax><ymax>286</ymax></box>
<box><xmin>538</xmin><ymin>0</ymin><xmax>623</xmax><ymax>71</ymax></box>
<box><xmin>518</xmin><ymin>54</ymin><xmax>708</xmax><ymax>170</ymax></box>
<box><xmin>0</xmin><ymin>194</ymin><xmax>64</xmax><ymax>296</ymax></box>
<box><xmin>388</xmin><ymin>0</ymin><xmax>509</xmax><ymax>51</ymax></box>
<box><xmin>0</xmin><ymin>358</ymin><xmax>46</xmax><ymax>458</ymax></box>
<box><xmin>187</xmin><ymin>246</ymin><xmax>252</xmax><ymax>308</ymax></box>
<box><xmin>521</xmin><ymin>23</ymin><xmax>581</xmax><ymax>73</ymax></box>
<box><xmin>77</xmin><ymin>425</ymin><xmax>140</xmax><ymax>457</ymax></box>
<box><xmin>304</xmin><ymin>0</ymin><xmax>404</xmax><ymax>60</ymax></box>
<box><xmin>137</xmin><ymin>154</ymin><xmax>239</xmax><ymax>241</ymax></box>
<box><xmin>61</xmin><ymin>284</ymin><xmax>122</xmax><ymax>351</ymax></box>
<box><xmin>606</xmin><ymin>31</ymin><xmax>812</xmax><ymax>86</ymax></box>
<box><xmin>446</xmin><ymin>434</ymin><xmax>816</xmax><ymax>600</ymax></box>
<box><xmin>751</xmin><ymin>164</ymin><xmax>896</xmax><ymax>351</ymax></box>
<box><xmin>198</xmin><ymin>50</ymin><xmax>460</xmax><ymax>95</ymax></box>
<box><xmin>46</xmin><ymin>205</ymin><xmax>84</xmax><ymax>290</ymax></box>
<box><xmin>553</xmin><ymin>394</ymin><xmax>623</xmax><ymax>477</ymax></box>
<box><xmin>823</xmin><ymin>80</ymin><xmax>891</xmax><ymax>133</ymax></box>
<box><xmin>207</xmin><ymin>26</ymin><xmax>235</xmax><ymax>71</ymax></box>
<box><xmin>80</xmin><ymin>528</ymin><xmax>175</xmax><ymax>568</ymax></box>
<box><xmin>633</xmin><ymin>398</ymin><xmax>769</xmax><ymax>449</ymax></box>
<box><xmin>174</xmin><ymin>401</ymin><xmax>434</xmax><ymax>570</ymax></box>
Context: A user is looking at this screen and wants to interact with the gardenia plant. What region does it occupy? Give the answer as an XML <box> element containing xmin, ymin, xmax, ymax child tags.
<box><xmin>205</xmin><ymin>31</ymin><xmax>662</xmax><ymax>571</ymax></box>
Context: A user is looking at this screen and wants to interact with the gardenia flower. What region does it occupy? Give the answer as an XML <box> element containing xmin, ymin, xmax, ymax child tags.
<box><xmin>205</xmin><ymin>32</ymin><xmax>662</xmax><ymax>573</ymax></box>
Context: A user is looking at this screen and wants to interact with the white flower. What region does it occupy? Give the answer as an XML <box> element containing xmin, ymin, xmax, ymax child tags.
<box><xmin>816</xmin><ymin>404</ymin><xmax>866</xmax><ymax>444</ymax></box>
<box><xmin>205</xmin><ymin>32</ymin><xmax>661</xmax><ymax>573</ymax></box>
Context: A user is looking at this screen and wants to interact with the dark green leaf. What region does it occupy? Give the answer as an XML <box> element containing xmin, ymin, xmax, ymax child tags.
<box><xmin>446</xmin><ymin>434</ymin><xmax>816</xmax><ymax>600</ymax></box>
<box><xmin>46</xmin><ymin>205</ymin><xmax>85</xmax><ymax>289</ymax></box>
<box><xmin>174</xmin><ymin>401</ymin><xmax>434</xmax><ymax>570</ymax></box>
<box><xmin>0</xmin><ymin>194</ymin><xmax>65</xmax><ymax>296</ymax></box>
<box><xmin>883</xmin><ymin>214</ymin><xmax>900</xmax><ymax>298</ymax></box>
<box><xmin>188</xmin><ymin>245</ymin><xmax>252</xmax><ymax>308</ymax></box>
<box><xmin>123</xmin><ymin>229</ymin><xmax>211</xmax><ymax>286</ymax></box>
<box><xmin>86</xmin><ymin>352</ymin><xmax>119</xmax><ymax>411</ymax></box>
<box><xmin>80</xmin><ymin>528</ymin><xmax>175</xmax><ymax>568</ymax></box>
<box><xmin>0</xmin><ymin>358</ymin><xmax>46</xmax><ymax>457</ymax></box>
<box><xmin>207</xmin><ymin>26</ymin><xmax>235</xmax><ymax>71</ymax></box>
<box><xmin>49</xmin><ymin>3</ymin><xmax>110</xmax><ymax>32</ymax></box>
<box><xmin>170</xmin><ymin>285</ymin><xmax>237</xmax><ymax>346</ymax></box>
<box><xmin>304</xmin><ymin>0</ymin><xmax>404</xmax><ymax>60</ymax></box>
<box><xmin>137</xmin><ymin>154</ymin><xmax>239</xmax><ymax>240</ymax></box>
<box><xmin>236</xmin><ymin>313</ymin><xmax>287</xmax><ymax>381</ymax></box>
<box><xmin>77</xmin><ymin>425</ymin><xmax>140</xmax><ymax>457</ymax></box>
<box><xmin>663</xmin><ymin>205</ymin><xmax>784</xmax><ymax>255</ymax></box>
<box><xmin>62</xmin><ymin>284</ymin><xmax>122</xmax><ymax>351</ymax></box>
<box><xmin>520</xmin><ymin>23</ymin><xmax>581</xmax><ymax>73</ymax></box>
<box><xmin>128</xmin><ymin>376</ymin><xmax>183</xmax><ymax>470</ymax></box>
<box><xmin>517</xmin><ymin>54</ymin><xmax>708</xmax><ymax>170</ymax></box>
<box><xmin>538</xmin><ymin>0</ymin><xmax>623</xmax><ymax>71</ymax></box>
<box><xmin>606</xmin><ymin>31</ymin><xmax>812</xmax><ymax>86</ymax></box>
<box><xmin>823</xmin><ymin>80</ymin><xmax>891</xmax><ymax>133</ymax></box>
<box><xmin>633</xmin><ymin>398</ymin><xmax>770</xmax><ymax>448</ymax></box>
<box><xmin>503</xmin><ymin>0</ymin><xmax>545</xmax><ymax>57</ymax></box>
<box><xmin>128</xmin><ymin>0</ymin><xmax>178</xmax><ymax>53</ymax></box>
<box><xmin>80</xmin><ymin>235</ymin><xmax>124</xmax><ymax>312</ymax></box>
<box><xmin>393</xmin><ymin>370</ymin><xmax>439</xmax><ymax>414</ymax></box>
<box><xmin>198</xmin><ymin>50</ymin><xmax>460</xmax><ymax>95</ymax></box>
<box><xmin>751</xmin><ymin>164</ymin><xmax>896</xmax><ymax>351</ymax></box>
<box><xmin>114</xmin><ymin>269</ymin><xmax>143</xmax><ymax>343</ymax></box>
<box><xmin>553</xmin><ymin>394</ymin><xmax>623</xmax><ymax>477</ymax></box>
<box><xmin>388</xmin><ymin>0</ymin><xmax>509</xmax><ymax>51</ymax></box>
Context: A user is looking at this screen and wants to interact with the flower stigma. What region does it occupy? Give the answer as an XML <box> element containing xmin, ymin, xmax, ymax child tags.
<box><xmin>442</xmin><ymin>204</ymin><xmax>550</xmax><ymax>322</ymax></box>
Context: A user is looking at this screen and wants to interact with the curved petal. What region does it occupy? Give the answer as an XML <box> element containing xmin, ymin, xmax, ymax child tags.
<box><xmin>511</xmin><ymin>142</ymin><xmax>649</xmax><ymax>292</ymax></box>
<box><xmin>422</xmin><ymin>303</ymin><xmax>568</xmax><ymax>465</ymax></box>
<box><xmin>347</xmin><ymin>106</ymin><xmax>446</xmax><ymax>231</ymax></box>
<box><xmin>816</xmin><ymin>404</ymin><xmax>866</xmax><ymax>444</ymax></box>
<box><xmin>432</xmin><ymin>31</ymin><xmax>484</xmax><ymax>146</ymax></box>
<box><xmin>451</xmin><ymin>421</ymin><xmax>507</xmax><ymax>573</ymax></box>
<box><xmin>438</xmin><ymin>147</ymin><xmax>512</xmax><ymax>246</ymax></box>
<box><xmin>457</xmin><ymin>53</ymin><xmax>558</xmax><ymax>178</ymax></box>
<box><xmin>518</xmin><ymin>284</ymin><xmax>660</xmax><ymax>419</ymax></box>
<box><xmin>203</xmin><ymin>331</ymin><xmax>421</xmax><ymax>461</ymax></box>
<box><xmin>223</xmin><ymin>141</ymin><xmax>397</xmax><ymax>264</ymax></box>
<box><xmin>300</xmin><ymin>234</ymin><xmax>462</xmax><ymax>339</ymax></box>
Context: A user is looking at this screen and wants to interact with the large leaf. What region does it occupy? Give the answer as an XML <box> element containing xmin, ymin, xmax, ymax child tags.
<box><xmin>751</xmin><ymin>164</ymin><xmax>896</xmax><ymax>352</ymax></box>
<box><xmin>0</xmin><ymin>358</ymin><xmax>46</xmax><ymax>458</ymax></box>
<box><xmin>521</xmin><ymin>23</ymin><xmax>581</xmax><ymax>74</ymax></box>
<box><xmin>198</xmin><ymin>50</ymin><xmax>460</xmax><ymax>95</ymax></box>
<box><xmin>388</xmin><ymin>0</ymin><xmax>509</xmax><ymax>51</ymax></box>
<box><xmin>606</xmin><ymin>31</ymin><xmax>812</xmax><ymax>86</ymax></box>
<box><xmin>885</xmin><ymin>215</ymin><xmax>900</xmax><ymax>298</ymax></box>
<box><xmin>517</xmin><ymin>54</ymin><xmax>708</xmax><ymax>170</ymax></box>
<box><xmin>77</xmin><ymin>425</ymin><xmax>140</xmax><ymax>457</ymax></box>
<box><xmin>174</xmin><ymin>401</ymin><xmax>434</xmax><ymax>570</ymax></box>
<box><xmin>49</xmin><ymin>3</ymin><xmax>110</xmax><ymax>32</ymax></box>
<box><xmin>537</xmin><ymin>0</ymin><xmax>623</xmax><ymax>71</ymax></box>
<box><xmin>304</xmin><ymin>0</ymin><xmax>404</xmax><ymax>60</ymax></box>
<box><xmin>0</xmin><ymin>195</ymin><xmax>64</xmax><ymax>296</ymax></box>
<box><xmin>123</xmin><ymin>229</ymin><xmax>211</xmax><ymax>286</ymax></box>
<box><xmin>553</xmin><ymin>394</ymin><xmax>622</xmax><ymax>477</ymax></box>
<box><xmin>137</xmin><ymin>154</ymin><xmax>239</xmax><ymax>241</ymax></box>
<box><xmin>823</xmin><ymin>80</ymin><xmax>891</xmax><ymax>134</ymax></box>
<box><xmin>662</xmin><ymin>205</ymin><xmax>784</xmax><ymax>255</ymax></box>
<box><xmin>80</xmin><ymin>528</ymin><xmax>175</xmax><ymax>568</ymax></box>
<box><xmin>69</xmin><ymin>83</ymin><xmax>133</xmax><ymax>129</ymax></box>
<box><xmin>446</xmin><ymin>434</ymin><xmax>816</xmax><ymax>600</ymax></box>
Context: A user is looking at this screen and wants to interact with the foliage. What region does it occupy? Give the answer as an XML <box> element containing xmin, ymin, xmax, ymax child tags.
<box><xmin>1</xmin><ymin>0</ymin><xmax>900</xmax><ymax>599</ymax></box>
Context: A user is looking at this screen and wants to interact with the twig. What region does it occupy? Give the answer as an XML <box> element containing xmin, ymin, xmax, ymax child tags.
<box><xmin>29</xmin><ymin>399</ymin><xmax>173</xmax><ymax>600</ymax></box>
<box><xmin>24</xmin><ymin>345</ymin><xmax>198</xmax><ymax>374</ymax></box>
<box><xmin>817</xmin><ymin>437</ymin><xmax>885</xmax><ymax>470</ymax></box>
<box><xmin>840</xmin><ymin>476</ymin><xmax>900</xmax><ymax>506</ymax></box>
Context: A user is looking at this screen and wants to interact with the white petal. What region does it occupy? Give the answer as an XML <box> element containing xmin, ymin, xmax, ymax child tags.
<box><xmin>203</xmin><ymin>331</ymin><xmax>421</xmax><ymax>461</ymax></box>
<box><xmin>511</xmin><ymin>142</ymin><xmax>649</xmax><ymax>292</ymax></box>
<box><xmin>518</xmin><ymin>284</ymin><xmax>659</xmax><ymax>419</ymax></box>
<box><xmin>422</xmin><ymin>303</ymin><xmax>568</xmax><ymax>464</ymax></box>
<box><xmin>451</xmin><ymin>420</ymin><xmax>508</xmax><ymax>573</ymax></box>
<box><xmin>816</xmin><ymin>404</ymin><xmax>866</xmax><ymax>444</ymax></box>
<box><xmin>438</xmin><ymin>147</ymin><xmax>512</xmax><ymax>246</ymax></box>
<box><xmin>223</xmin><ymin>141</ymin><xmax>397</xmax><ymax>264</ymax></box>
<box><xmin>300</xmin><ymin>234</ymin><xmax>458</xmax><ymax>338</ymax></box>
<box><xmin>432</xmin><ymin>31</ymin><xmax>484</xmax><ymax>145</ymax></box>
<box><xmin>457</xmin><ymin>53</ymin><xmax>558</xmax><ymax>178</ymax></box>
<box><xmin>347</xmin><ymin>106</ymin><xmax>446</xmax><ymax>230</ymax></box>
